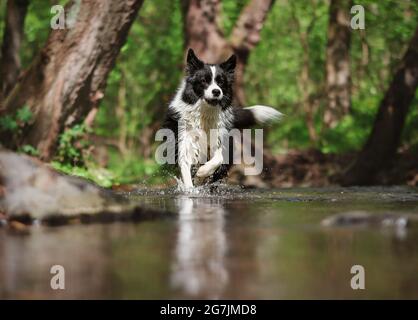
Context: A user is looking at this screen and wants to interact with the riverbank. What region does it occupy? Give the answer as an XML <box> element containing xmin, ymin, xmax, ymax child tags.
<box><xmin>228</xmin><ymin>148</ymin><xmax>418</xmax><ymax>188</ymax></box>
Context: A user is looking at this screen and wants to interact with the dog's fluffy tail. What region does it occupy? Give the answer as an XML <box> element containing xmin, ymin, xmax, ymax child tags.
<box><xmin>233</xmin><ymin>105</ymin><xmax>283</xmax><ymax>129</ymax></box>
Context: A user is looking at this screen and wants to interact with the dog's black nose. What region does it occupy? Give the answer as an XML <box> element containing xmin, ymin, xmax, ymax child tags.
<box><xmin>212</xmin><ymin>89</ymin><xmax>221</xmax><ymax>97</ymax></box>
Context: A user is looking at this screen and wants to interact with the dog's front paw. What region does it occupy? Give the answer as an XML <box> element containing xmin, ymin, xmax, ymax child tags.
<box><xmin>182</xmin><ymin>180</ymin><xmax>194</xmax><ymax>189</ymax></box>
<box><xmin>196</xmin><ymin>163</ymin><xmax>216</xmax><ymax>178</ymax></box>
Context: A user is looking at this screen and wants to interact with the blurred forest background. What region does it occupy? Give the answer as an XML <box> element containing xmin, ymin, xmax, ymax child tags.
<box><xmin>0</xmin><ymin>0</ymin><xmax>417</xmax><ymax>188</ymax></box>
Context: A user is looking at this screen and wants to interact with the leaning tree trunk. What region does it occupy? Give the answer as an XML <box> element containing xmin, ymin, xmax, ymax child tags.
<box><xmin>0</xmin><ymin>0</ymin><xmax>29</xmax><ymax>99</ymax></box>
<box><xmin>342</xmin><ymin>27</ymin><xmax>418</xmax><ymax>186</ymax></box>
<box><xmin>323</xmin><ymin>0</ymin><xmax>352</xmax><ymax>129</ymax></box>
<box><xmin>181</xmin><ymin>0</ymin><xmax>275</xmax><ymax>106</ymax></box>
<box><xmin>0</xmin><ymin>0</ymin><xmax>144</xmax><ymax>160</ymax></box>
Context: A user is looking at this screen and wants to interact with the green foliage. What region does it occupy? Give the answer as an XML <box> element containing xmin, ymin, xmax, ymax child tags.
<box><xmin>52</xmin><ymin>123</ymin><xmax>168</xmax><ymax>187</ymax></box>
<box><xmin>0</xmin><ymin>106</ymin><xmax>34</xmax><ymax>150</ymax></box>
<box><xmin>222</xmin><ymin>0</ymin><xmax>249</xmax><ymax>36</ymax></box>
<box><xmin>16</xmin><ymin>105</ymin><xmax>33</xmax><ymax>123</ymax></box>
<box><xmin>22</xmin><ymin>0</ymin><xmax>67</xmax><ymax>67</ymax></box>
<box><xmin>0</xmin><ymin>0</ymin><xmax>5</xmax><ymax>42</ymax></box>
<box><xmin>53</xmin><ymin>124</ymin><xmax>117</xmax><ymax>187</ymax></box>
<box><xmin>0</xmin><ymin>105</ymin><xmax>32</xmax><ymax>131</ymax></box>
<box><xmin>0</xmin><ymin>106</ymin><xmax>41</xmax><ymax>156</ymax></box>
<box><xmin>0</xmin><ymin>115</ymin><xmax>18</xmax><ymax>131</ymax></box>
<box><xmin>56</xmin><ymin>124</ymin><xmax>91</xmax><ymax>166</ymax></box>
<box><xmin>51</xmin><ymin>161</ymin><xmax>115</xmax><ymax>188</ymax></box>
<box><xmin>247</xmin><ymin>0</ymin><xmax>418</xmax><ymax>153</ymax></box>
<box><xmin>19</xmin><ymin>144</ymin><xmax>39</xmax><ymax>156</ymax></box>
<box><xmin>96</xmin><ymin>0</ymin><xmax>184</xmax><ymax>141</ymax></box>
<box><xmin>402</xmin><ymin>92</ymin><xmax>418</xmax><ymax>152</ymax></box>
<box><xmin>106</xmin><ymin>150</ymin><xmax>167</xmax><ymax>185</ymax></box>
<box><xmin>320</xmin><ymin>116</ymin><xmax>369</xmax><ymax>154</ymax></box>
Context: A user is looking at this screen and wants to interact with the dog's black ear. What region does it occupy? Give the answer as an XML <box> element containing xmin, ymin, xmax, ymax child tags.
<box><xmin>220</xmin><ymin>54</ymin><xmax>236</xmax><ymax>73</ymax></box>
<box><xmin>186</xmin><ymin>48</ymin><xmax>204</xmax><ymax>73</ymax></box>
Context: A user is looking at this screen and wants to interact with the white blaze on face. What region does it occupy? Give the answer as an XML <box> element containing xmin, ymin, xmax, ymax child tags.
<box><xmin>204</xmin><ymin>66</ymin><xmax>223</xmax><ymax>101</ymax></box>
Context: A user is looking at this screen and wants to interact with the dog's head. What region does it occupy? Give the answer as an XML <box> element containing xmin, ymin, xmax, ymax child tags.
<box><xmin>182</xmin><ymin>48</ymin><xmax>236</xmax><ymax>109</ymax></box>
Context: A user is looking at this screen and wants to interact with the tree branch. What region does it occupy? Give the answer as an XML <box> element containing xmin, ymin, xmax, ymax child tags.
<box><xmin>0</xmin><ymin>0</ymin><xmax>29</xmax><ymax>100</ymax></box>
<box><xmin>230</xmin><ymin>0</ymin><xmax>275</xmax><ymax>54</ymax></box>
<box><xmin>181</xmin><ymin>0</ymin><xmax>227</xmax><ymax>62</ymax></box>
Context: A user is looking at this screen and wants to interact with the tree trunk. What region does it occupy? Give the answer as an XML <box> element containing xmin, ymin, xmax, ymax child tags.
<box><xmin>299</xmin><ymin>33</ymin><xmax>318</xmax><ymax>143</ymax></box>
<box><xmin>0</xmin><ymin>0</ymin><xmax>144</xmax><ymax>160</ymax></box>
<box><xmin>323</xmin><ymin>0</ymin><xmax>352</xmax><ymax>129</ymax></box>
<box><xmin>230</xmin><ymin>0</ymin><xmax>275</xmax><ymax>106</ymax></box>
<box><xmin>115</xmin><ymin>73</ymin><xmax>128</xmax><ymax>157</ymax></box>
<box><xmin>181</xmin><ymin>0</ymin><xmax>274</xmax><ymax>106</ymax></box>
<box><xmin>0</xmin><ymin>0</ymin><xmax>29</xmax><ymax>99</ymax></box>
<box><xmin>342</xmin><ymin>27</ymin><xmax>418</xmax><ymax>186</ymax></box>
<box><xmin>181</xmin><ymin>0</ymin><xmax>228</xmax><ymax>63</ymax></box>
<box><xmin>290</xmin><ymin>2</ymin><xmax>320</xmax><ymax>143</ymax></box>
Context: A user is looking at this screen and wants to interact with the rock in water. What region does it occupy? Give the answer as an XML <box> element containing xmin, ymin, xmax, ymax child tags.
<box><xmin>321</xmin><ymin>211</ymin><xmax>417</xmax><ymax>228</ymax></box>
<box><xmin>0</xmin><ymin>150</ymin><xmax>169</xmax><ymax>225</ymax></box>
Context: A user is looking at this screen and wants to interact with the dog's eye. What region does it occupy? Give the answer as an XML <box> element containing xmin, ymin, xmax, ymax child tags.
<box><xmin>215</xmin><ymin>76</ymin><xmax>223</xmax><ymax>84</ymax></box>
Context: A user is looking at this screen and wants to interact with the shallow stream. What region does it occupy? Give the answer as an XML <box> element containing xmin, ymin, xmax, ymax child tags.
<box><xmin>1</xmin><ymin>186</ymin><xmax>418</xmax><ymax>299</ymax></box>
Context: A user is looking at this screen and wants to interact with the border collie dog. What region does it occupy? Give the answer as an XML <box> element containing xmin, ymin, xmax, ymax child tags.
<box><xmin>163</xmin><ymin>49</ymin><xmax>281</xmax><ymax>189</ymax></box>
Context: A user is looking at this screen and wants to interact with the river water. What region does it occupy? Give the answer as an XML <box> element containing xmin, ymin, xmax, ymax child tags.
<box><xmin>1</xmin><ymin>186</ymin><xmax>418</xmax><ymax>299</ymax></box>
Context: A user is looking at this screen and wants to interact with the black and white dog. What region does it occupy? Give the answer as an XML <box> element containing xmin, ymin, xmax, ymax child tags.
<box><xmin>163</xmin><ymin>49</ymin><xmax>281</xmax><ymax>189</ymax></box>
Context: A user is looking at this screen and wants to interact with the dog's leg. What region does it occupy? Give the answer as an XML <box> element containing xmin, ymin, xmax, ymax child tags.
<box><xmin>196</xmin><ymin>148</ymin><xmax>223</xmax><ymax>178</ymax></box>
<box><xmin>178</xmin><ymin>129</ymin><xmax>196</xmax><ymax>189</ymax></box>
<box><xmin>180</xmin><ymin>162</ymin><xmax>194</xmax><ymax>188</ymax></box>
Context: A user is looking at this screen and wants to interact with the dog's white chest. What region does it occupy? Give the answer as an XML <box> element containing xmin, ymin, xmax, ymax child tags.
<box><xmin>178</xmin><ymin>102</ymin><xmax>222</xmax><ymax>165</ymax></box>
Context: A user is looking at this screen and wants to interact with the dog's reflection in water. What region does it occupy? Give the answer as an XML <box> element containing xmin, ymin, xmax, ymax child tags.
<box><xmin>171</xmin><ymin>196</ymin><xmax>228</xmax><ymax>298</ymax></box>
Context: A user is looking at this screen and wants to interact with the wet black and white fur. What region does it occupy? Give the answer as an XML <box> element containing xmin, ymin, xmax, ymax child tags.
<box><xmin>163</xmin><ymin>49</ymin><xmax>281</xmax><ymax>189</ymax></box>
